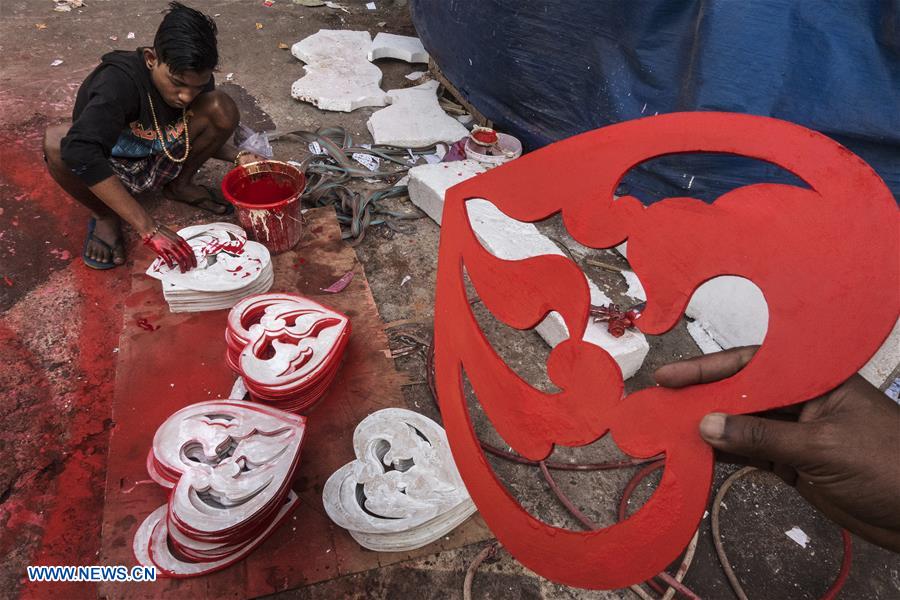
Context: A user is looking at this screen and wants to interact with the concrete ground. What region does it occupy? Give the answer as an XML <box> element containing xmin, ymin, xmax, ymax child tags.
<box><xmin>1</xmin><ymin>1</ymin><xmax>898</xmax><ymax>599</ymax></box>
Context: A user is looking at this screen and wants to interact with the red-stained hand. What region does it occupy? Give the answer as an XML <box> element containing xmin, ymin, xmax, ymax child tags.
<box><xmin>655</xmin><ymin>346</ymin><xmax>900</xmax><ymax>553</ymax></box>
<box><xmin>143</xmin><ymin>225</ymin><xmax>197</xmax><ymax>273</ymax></box>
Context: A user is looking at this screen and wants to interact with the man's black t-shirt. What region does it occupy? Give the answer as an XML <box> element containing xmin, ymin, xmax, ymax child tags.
<box><xmin>60</xmin><ymin>49</ymin><xmax>214</xmax><ymax>186</ymax></box>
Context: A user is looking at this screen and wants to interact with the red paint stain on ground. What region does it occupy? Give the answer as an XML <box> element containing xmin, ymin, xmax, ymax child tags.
<box><xmin>0</xmin><ymin>116</ymin><xmax>80</xmax><ymax>313</ymax></box>
<box><xmin>19</xmin><ymin>263</ymin><xmax>127</xmax><ymax>600</ymax></box>
<box><xmin>136</xmin><ymin>318</ymin><xmax>160</xmax><ymax>332</ymax></box>
<box><xmin>0</xmin><ymin>120</ymin><xmax>129</xmax><ymax>599</ymax></box>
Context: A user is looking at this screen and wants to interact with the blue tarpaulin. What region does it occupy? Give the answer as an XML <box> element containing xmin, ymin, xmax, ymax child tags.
<box><xmin>411</xmin><ymin>0</ymin><xmax>900</xmax><ymax>204</ymax></box>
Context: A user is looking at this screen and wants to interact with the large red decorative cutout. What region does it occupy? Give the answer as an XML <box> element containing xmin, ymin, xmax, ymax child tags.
<box><xmin>433</xmin><ymin>112</ymin><xmax>899</xmax><ymax>589</ymax></box>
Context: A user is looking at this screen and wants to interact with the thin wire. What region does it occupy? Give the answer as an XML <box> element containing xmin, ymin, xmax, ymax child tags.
<box><xmin>463</xmin><ymin>542</ymin><xmax>501</xmax><ymax>600</ymax></box>
<box><xmin>485</xmin><ymin>443</ymin><xmax>660</xmax><ymax>472</ymax></box>
<box><xmin>820</xmin><ymin>530</ymin><xmax>853</xmax><ymax>600</ymax></box>
<box><xmin>540</xmin><ymin>460</ymin><xmax>702</xmax><ymax>600</ymax></box>
<box><xmin>711</xmin><ymin>467</ymin><xmax>755</xmax><ymax>600</ymax></box>
<box><xmin>711</xmin><ymin>467</ymin><xmax>852</xmax><ymax>600</ymax></box>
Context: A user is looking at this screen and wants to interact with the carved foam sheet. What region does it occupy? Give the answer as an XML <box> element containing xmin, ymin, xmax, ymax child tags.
<box><xmin>145</xmin><ymin>223</ymin><xmax>274</xmax><ymax>312</ymax></box>
<box><xmin>225</xmin><ymin>293</ymin><xmax>351</xmax><ymax>413</ymax></box>
<box><xmin>323</xmin><ymin>408</ymin><xmax>476</xmax><ymax>552</ymax></box>
<box><xmin>134</xmin><ymin>400</ymin><xmax>307</xmax><ymax>577</ymax></box>
<box><xmin>432</xmin><ymin>112</ymin><xmax>899</xmax><ymax>589</ymax></box>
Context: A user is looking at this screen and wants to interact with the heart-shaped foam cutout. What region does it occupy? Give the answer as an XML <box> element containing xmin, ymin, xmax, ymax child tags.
<box><xmin>323</xmin><ymin>408</ymin><xmax>476</xmax><ymax>552</ymax></box>
<box><xmin>134</xmin><ymin>491</ymin><xmax>299</xmax><ymax>578</ymax></box>
<box><xmin>239</xmin><ymin>301</ymin><xmax>349</xmax><ymax>389</ymax></box>
<box><xmin>134</xmin><ymin>400</ymin><xmax>306</xmax><ymax>576</ymax></box>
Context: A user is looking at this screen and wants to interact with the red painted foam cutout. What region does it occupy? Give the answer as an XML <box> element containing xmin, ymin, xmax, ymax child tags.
<box><xmin>433</xmin><ymin>112</ymin><xmax>899</xmax><ymax>589</ymax></box>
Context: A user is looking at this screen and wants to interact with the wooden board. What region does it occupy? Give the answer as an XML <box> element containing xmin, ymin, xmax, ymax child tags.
<box><xmin>99</xmin><ymin>207</ymin><xmax>490</xmax><ymax>599</ymax></box>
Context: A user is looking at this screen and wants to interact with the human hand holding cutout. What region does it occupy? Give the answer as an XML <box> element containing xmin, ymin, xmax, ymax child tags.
<box><xmin>655</xmin><ymin>346</ymin><xmax>900</xmax><ymax>553</ymax></box>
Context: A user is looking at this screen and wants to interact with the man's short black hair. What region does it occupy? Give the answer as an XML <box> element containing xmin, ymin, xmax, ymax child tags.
<box><xmin>153</xmin><ymin>2</ymin><xmax>218</xmax><ymax>74</ymax></box>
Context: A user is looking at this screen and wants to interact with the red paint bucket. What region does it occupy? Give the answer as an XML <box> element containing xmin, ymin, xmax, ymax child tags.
<box><xmin>221</xmin><ymin>160</ymin><xmax>306</xmax><ymax>254</ymax></box>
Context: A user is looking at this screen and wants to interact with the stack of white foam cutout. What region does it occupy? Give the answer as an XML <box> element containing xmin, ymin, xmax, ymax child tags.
<box><xmin>225</xmin><ymin>294</ymin><xmax>351</xmax><ymax>413</ymax></box>
<box><xmin>134</xmin><ymin>400</ymin><xmax>306</xmax><ymax>577</ymax></box>
<box><xmin>323</xmin><ymin>408</ymin><xmax>476</xmax><ymax>552</ymax></box>
<box><xmin>145</xmin><ymin>223</ymin><xmax>273</xmax><ymax>312</ymax></box>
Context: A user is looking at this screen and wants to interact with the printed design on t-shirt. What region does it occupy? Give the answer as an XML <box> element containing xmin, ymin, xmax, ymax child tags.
<box><xmin>111</xmin><ymin>119</ymin><xmax>186</xmax><ymax>160</ymax></box>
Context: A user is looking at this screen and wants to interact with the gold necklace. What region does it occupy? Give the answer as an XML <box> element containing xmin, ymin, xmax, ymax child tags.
<box><xmin>146</xmin><ymin>93</ymin><xmax>190</xmax><ymax>163</ymax></box>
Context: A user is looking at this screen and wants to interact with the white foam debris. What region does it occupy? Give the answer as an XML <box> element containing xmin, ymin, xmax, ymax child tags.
<box><xmin>291</xmin><ymin>30</ymin><xmax>389</xmax><ymax>112</ymax></box>
<box><xmin>785</xmin><ymin>526</ymin><xmax>810</xmax><ymax>548</ymax></box>
<box><xmin>686</xmin><ymin>320</ymin><xmax>725</xmax><ymax>354</ymax></box>
<box><xmin>367</xmin><ymin>80</ymin><xmax>469</xmax><ymax>147</ymax></box>
<box><xmin>368</xmin><ymin>32</ymin><xmax>429</xmax><ymax>63</ymax></box>
<box><xmin>621</xmin><ymin>269</ymin><xmax>646</xmax><ymax>301</ymax></box>
<box><xmin>229</xmin><ymin>377</ymin><xmax>248</xmax><ymax>400</ymax></box>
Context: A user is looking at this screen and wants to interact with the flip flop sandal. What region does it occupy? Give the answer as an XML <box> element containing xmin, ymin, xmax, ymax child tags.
<box><xmin>164</xmin><ymin>184</ymin><xmax>235</xmax><ymax>216</ymax></box>
<box><xmin>82</xmin><ymin>217</ymin><xmax>125</xmax><ymax>270</ymax></box>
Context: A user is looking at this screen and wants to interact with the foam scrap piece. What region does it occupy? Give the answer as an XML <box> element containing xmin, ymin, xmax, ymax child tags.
<box><xmin>367</xmin><ymin>80</ymin><xmax>469</xmax><ymax>147</ymax></box>
<box><xmin>785</xmin><ymin>526</ymin><xmax>810</xmax><ymax>548</ymax></box>
<box><xmin>367</xmin><ymin>32</ymin><xmax>429</xmax><ymax>63</ymax></box>
<box><xmin>686</xmin><ymin>320</ymin><xmax>725</xmax><ymax>354</ymax></box>
<box><xmin>621</xmin><ymin>269</ymin><xmax>647</xmax><ymax>301</ymax></box>
<box><xmin>291</xmin><ymin>30</ymin><xmax>389</xmax><ymax>112</ymax></box>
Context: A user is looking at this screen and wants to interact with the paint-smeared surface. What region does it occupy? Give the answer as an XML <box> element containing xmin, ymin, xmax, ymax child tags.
<box><xmin>0</xmin><ymin>3</ymin><xmax>420</xmax><ymax>596</ymax></box>
<box><xmin>98</xmin><ymin>207</ymin><xmax>491</xmax><ymax>598</ymax></box>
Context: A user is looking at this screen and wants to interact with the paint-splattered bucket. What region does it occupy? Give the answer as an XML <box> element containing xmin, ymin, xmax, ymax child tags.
<box><xmin>221</xmin><ymin>160</ymin><xmax>306</xmax><ymax>254</ymax></box>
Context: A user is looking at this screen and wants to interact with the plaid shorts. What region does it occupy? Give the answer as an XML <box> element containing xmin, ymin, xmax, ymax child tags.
<box><xmin>109</xmin><ymin>136</ymin><xmax>185</xmax><ymax>194</ymax></box>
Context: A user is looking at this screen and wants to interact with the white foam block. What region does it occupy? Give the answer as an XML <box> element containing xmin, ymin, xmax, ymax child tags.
<box><xmin>408</xmin><ymin>160</ymin><xmax>488</xmax><ymax>225</ymax></box>
<box><xmin>618</xmin><ymin>247</ymin><xmax>899</xmax><ymax>387</ymax></box>
<box><xmin>368</xmin><ymin>32</ymin><xmax>429</xmax><ymax>63</ymax></box>
<box><xmin>291</xmin><ymin>30</ymin><xmax>389</xmax><ymax>112</ymax></box>
<box><xmin>367</xmin><ymin>80</ymin><xmax>469</xmax><ymax>147</ymax></box>
<box><xmin>409</xmin><ymin>161</ymin><xmax>649</xmax><ymax>379</ymax></box>
<box><xmin>685</xmin><ymin>276</ymin><xmax>768</xmax><ymax>349</ymax></box>
<box><xmin>686</xmin><ymin>320</ymin><xmax>725</xmax><ymax>354</ymax></box>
